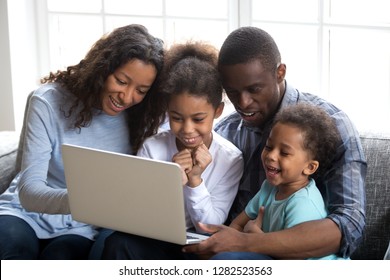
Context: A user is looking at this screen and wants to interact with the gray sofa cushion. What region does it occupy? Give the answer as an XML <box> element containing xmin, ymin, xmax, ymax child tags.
<box><xmin>0</xmin><ymin>131</ymin><xmax>19</xmax><ymax>194</ymax></box>
<box><xmin>351</xmin><ymin>132</ymin><xmax>390</xmax><ymax>259</ymax></box>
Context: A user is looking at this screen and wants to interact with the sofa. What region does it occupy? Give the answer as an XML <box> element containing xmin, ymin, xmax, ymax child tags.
<box><xmin>0</xmin><ymin>130</ymin><xmax>389</xmax><ymax>259</ymax></box>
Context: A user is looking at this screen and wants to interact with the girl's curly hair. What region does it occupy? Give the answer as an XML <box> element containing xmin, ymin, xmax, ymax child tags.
<box><xmin>159</xmin><ymin>41</ymin><xmax>222</xmax><ymax>110</ymax></box>
<box><xmin>41</xmin><ymin>24</ymin><xmax>165</xmax><ymax>152</ymax></box>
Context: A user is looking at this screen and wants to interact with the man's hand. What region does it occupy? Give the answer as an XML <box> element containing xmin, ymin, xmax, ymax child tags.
<box><xmin>183</xmin><ymin>223</ymin><xmax>248</xmax><ymax>256</ymax></box>
<box><xmin>183</xmin><ymin>208</ymin><xmax>265</xmax><ymax>257</ymax></box>
<box><xmin>184</xmin><ymin>215</ymin><xmax>342</xmax><ymax>259</ymax></box>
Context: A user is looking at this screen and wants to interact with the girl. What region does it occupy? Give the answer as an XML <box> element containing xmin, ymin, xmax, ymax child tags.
<box><xmin>102</xmin><ymin>41</ymin><xmax>244</xmax><ymax>260</ymax></box>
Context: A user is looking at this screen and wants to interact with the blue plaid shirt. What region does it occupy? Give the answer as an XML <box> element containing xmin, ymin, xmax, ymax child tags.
<box><xmin>214</xmin><ymin>81</ymin><xmax>367</xmax><ymax>258</ymax></box>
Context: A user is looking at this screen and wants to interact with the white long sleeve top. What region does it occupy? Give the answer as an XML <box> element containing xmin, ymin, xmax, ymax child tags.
<box><xmin>137</xmin><ymin>130</ymin><xmax>243</xmax><ymax>232</ymax></box>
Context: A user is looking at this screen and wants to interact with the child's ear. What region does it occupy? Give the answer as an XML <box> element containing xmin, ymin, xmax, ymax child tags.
<box><xmin>303</xmin><ymin>160</ymin><xmax>319</xmax><ymax>176</ymax></box>
<box><xmin>214</xmin><ymin>102</ymin><xmax>225</xmax><ymax>119</ymax></box>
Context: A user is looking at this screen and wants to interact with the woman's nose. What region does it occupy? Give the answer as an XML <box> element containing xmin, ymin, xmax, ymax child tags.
<box><xmin>120</xmin><ymin>87</ymin><xmax>135</xmax><ymax>105</ymax></box>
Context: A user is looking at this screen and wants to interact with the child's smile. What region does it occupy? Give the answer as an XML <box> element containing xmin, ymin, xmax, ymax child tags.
<box><xmin>168</xmin><ymin>92</ymin><xmax>222</xmax><ymax>150</ymax></box>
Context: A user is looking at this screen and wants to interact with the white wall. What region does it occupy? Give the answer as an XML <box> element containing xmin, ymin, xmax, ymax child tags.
<box><xmin>0</xmin><ymin>0</ymin><xmax>40</xmax><ymax>132</ymax></box>
<box><xmin>0</xmin><ymin>0</ymin><xmax>15</xmax><ymax>131</ymax></box>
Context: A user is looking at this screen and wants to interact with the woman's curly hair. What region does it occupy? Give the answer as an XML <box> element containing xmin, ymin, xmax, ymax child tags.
<box><xmin>273</xmin><ymin>103</ymin><xmax>341</xmax><ymax>177</ymax></box>
<box><xmin>41</xmin><ymin>24</ymin><xmax>165</xmax><ymax>152</ymax></box>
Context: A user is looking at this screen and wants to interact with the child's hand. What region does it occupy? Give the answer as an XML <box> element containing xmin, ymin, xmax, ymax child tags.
<box><xmin>243</xmin><ymin>206</ymin><xmax>265</xmax><ymax>234</ymax></box>
<box><xmin>186</xmin><ymin>143</ymin><xmax>212</xmax><ymax>187</ymax></box>
<box><xmin>172</xmin><ymin>149</ymin><xmax>193</xmax><ymax>186</ymax></box>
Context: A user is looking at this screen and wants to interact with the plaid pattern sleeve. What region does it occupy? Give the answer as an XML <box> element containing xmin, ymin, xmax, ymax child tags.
<box><xmin>316</xmin><ymin>108</ymin><xmax>367</xmax><ymax>258</ymax></box>
<box><xmin>214</xmin><ymin>112</ymin><xmax>267</xmax><ymax>222</ymax></box>
<box><xmin>278</xmin><ymin>85</ymin><xmax>367</xmax><ymax>257</ymax></box>
<box><xmin>215</xmin><ymin>82</ymin><xmax>367</xmax><ymax>258</ymax></box>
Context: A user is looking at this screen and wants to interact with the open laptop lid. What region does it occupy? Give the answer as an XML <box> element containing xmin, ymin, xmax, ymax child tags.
<box><xmin>62</xmin><ymin>143</ymin><xmax>194</xmax><ymax>245</ymax></box>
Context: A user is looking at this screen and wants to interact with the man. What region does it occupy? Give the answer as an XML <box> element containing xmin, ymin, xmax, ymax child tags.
<box><xmin>183</xmin><ymin>26</ymin><xmax>366</xmax><ymax>259</ymax></box>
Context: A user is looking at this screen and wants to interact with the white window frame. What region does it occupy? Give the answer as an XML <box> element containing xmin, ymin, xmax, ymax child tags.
<box><xmin>36</xmin><ymin>0</ymin><xmax>241</xmax><ymax>76</ymax></box>
<box><xmin>5</xmin><ymin>0</ymin><xmax>390</xmax><ymax>133</ymax></box>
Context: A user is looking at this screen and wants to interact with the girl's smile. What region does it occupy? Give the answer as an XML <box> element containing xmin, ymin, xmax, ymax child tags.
<box><xmin>168</xmin><ymin>92</ymin><xmax>223</xmax><ymax>151</ymax></box>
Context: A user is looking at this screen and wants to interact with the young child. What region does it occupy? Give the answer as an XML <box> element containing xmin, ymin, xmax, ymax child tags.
<box><xmin>228</xmin><ymin>103</ymin><xmax>347</xmax><ymax>260</ymax></box>
<box><xmin>102</xmin><ymin>41</ymin><xmax>244</xmax><ymax>259</ymax></box>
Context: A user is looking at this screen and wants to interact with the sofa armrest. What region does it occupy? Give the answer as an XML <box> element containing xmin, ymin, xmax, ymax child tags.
<box><xmin>351</xmin><ymin>131</ymin><xmax>390</xmax><ymax>259</ymax></box>
<box><xmin>0</xmin><ymin>131</ymin><xmax>19</xmax><ymax>194</ymax></box>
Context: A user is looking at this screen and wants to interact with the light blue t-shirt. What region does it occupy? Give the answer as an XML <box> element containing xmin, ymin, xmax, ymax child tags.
<box><xmin>0</xmin><ymin>83</ymin><xmax>131</xmax><ymax>240</ymax></box>
<box><xmin>245</xmin><ymin>179</ymin><xmax>348</xmax><ymax>260</ymax></box>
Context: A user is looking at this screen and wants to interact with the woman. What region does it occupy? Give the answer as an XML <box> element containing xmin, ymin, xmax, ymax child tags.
<box><xmin>0</xmin><ymin>24</ymin><xmax>165</xmax><ymax>259</ymax></box>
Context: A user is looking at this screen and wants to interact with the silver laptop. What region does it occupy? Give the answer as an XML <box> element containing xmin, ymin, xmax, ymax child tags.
<box><xmin>62</xmin><ymin>143</ymin><xmax>209</xmax><ymax>245</ymax></box>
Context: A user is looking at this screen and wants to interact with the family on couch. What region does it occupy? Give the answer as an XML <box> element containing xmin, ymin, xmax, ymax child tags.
<box><xmin>0</xmin><ymin>24</ymin><xmax>367</xmax><ymax>260</ymax></box>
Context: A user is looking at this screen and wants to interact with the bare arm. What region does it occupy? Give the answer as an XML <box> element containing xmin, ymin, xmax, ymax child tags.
<box><xmin>229</xmin><ymin>211</ymin><xmax>250</xmax><ymax>232</ymax></box>
<box><xmin>184</xmin><ymin>217</ymin><xmax>341</xmax><ymax>259</ymax></box>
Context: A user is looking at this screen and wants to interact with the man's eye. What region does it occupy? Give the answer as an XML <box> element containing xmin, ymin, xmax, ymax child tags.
<box><xmin>225</xmin><ymin>90</ymin><xmax>239</xmax><ymax>97</ymax></box>
<box><xmin>249</xmin><ymin>87</ymin><xmax>261</xmax><ymax>93</ymax></box>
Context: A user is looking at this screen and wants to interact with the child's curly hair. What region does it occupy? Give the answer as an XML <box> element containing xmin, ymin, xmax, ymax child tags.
<box><xmin>273</xmin><ymin>103</ymin><xmax>341</xmax><ymax>176</ymax></box>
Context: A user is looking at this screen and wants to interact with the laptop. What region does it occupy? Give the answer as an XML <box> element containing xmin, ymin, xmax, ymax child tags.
<box><xmin>62</xmin><ymin>143</ymin><xmax>209</xmax><ymax>245</ymax></box>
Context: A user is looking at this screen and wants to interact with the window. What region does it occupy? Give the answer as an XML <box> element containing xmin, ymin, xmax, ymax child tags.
<box><xmin>42</xmin><ymin>0</ymin><xmax>231</xmax><ymax>72</ymax></box>
<box><xmin>250</xmin><ymin>0</ymin><xmax>390</xmax><ymax>133</ymax></box>
<box><xmin>10</xmin><ymin>0</ymin><xmax>390</xmax><ymax>133</ymax></box>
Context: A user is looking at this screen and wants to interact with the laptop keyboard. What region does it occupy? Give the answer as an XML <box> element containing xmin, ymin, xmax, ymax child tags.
<box><xmin>186</xmin><ymin>234</ymin><xmax>200</xmax><ymax>240</ymax></box>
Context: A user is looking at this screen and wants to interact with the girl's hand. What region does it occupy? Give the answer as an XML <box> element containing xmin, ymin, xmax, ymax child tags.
<box><xmin>172</xmin><ymin>149</ymin><xmax>193</xmax><ymax>186</ymax></box>
<box><xmin>187</xmin><ymin>143</ymin><xmax>212</xmax><ymax>187</ymax></box>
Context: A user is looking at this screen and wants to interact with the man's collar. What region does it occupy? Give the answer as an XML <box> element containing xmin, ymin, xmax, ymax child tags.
<box><xmin>280</xmin><ymin>80</ymin><xmax>299</xmax><ymax>108</ymax></box>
